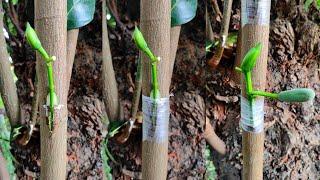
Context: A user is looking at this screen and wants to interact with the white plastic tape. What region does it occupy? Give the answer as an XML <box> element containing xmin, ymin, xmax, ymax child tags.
<box><xmin>240</xmin><ymin>96</ymin><xmax>264</xmax><ymax>133</ymax></box>
<box><xmin>142</xmin><ymin>95</ymin><xmax>170</xmax><ymax>143</ymax></box>
<box><xmin>241</xmin><ymin>0</ymin><xmax>271</xmax><ymax>27</ymax></box>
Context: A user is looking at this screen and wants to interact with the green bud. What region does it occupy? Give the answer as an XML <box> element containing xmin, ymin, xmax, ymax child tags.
<box><xmin>240</xmin><ymin>43</ymin><xmax>262</xmax><ymax>72</ymax></box>
<box><xmin>132</xmin><ymin>26</ymin><xmax>156</xmax><ymax>61</ymax></box>
<box><xmin>278</xmin><ymin>88</ymin><xmax>315</xmax><ymax>102</ymax></box>
<box><xmin>25</xmin><ymin>23</ymin><xmax>42</xmax><ymax>50</ymax></box>
<box><xmin>133</xmin><ymin>26</ymin><xmax>148</xmax><ymax>51</ymax></box>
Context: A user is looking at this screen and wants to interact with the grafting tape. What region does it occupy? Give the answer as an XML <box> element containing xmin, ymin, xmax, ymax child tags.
<box><xmin>240</xmin><ymin>96</ymin><xmax>264</xmax><ymax>133</ymax></box>
<box><xmin>142</xmin><ymin>95</ymin><xmax>170</xmax><ymax>143</ymax></box>
<box><xmin>241</xmin><ymin>0</ymin><xmax>271</xmax><ymax>27</ymax></box>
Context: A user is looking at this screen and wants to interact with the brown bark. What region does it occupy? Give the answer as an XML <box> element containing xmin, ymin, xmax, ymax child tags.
<box><xmin>241</xmin><ymin>25</ymin><xmax>269</xmax><ymax>180</ymax></box>
<box><xmin>65</xmin><ymin>29</ymin><xmax>79</xmax><ymax>92</ymax></box>
<box><xmin>204</xmin><ymin>117</ymin><xmax>226</xmax><ymax>155</ymax></box>
<box><xmin>169</xmin><ymin>26</ymin><xmax>181</xmax><ymax>80</ymax></box>
<box><xmin>140</xmin><ymin>0</ymin><xmax>171</xmax><ymax>179</ymax></box>
<box><xmin>206</xmin><ymin>7</ymin><xmax>214</xmax><ymax>42</ymax></box>
<box><xmin>0</xmin><ymin>1</ymin><xmax>20</xmax><ymax>127</ymax></box>
<box><xmin>35</xmin><ymin>0</ymin><xmax>68</xmax><ymax>179</ymax></box>
<box><xmin>0</xmin><ymin>151</ymin><xmax>10</xmax><ymax>180</ymax></box>
<box><xmin>102</xmin><ymin>0</ymin><xmax>120</xmax><ymax>122</ymax></box>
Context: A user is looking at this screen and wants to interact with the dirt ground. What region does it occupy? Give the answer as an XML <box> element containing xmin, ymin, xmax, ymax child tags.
<box><xmin>6</xmin><ymin>0</ymin><xmax>320</xmax><ymax>179</ymax></box>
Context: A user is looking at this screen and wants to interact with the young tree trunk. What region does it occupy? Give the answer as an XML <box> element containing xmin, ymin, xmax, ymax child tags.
<box><xmin>65</xmin><ymin>29</ymin><xmax>79</xmax><ymax>92</ymax></box>
<box><xmin>102</xmin><ymin>0</ymin><xmax>119</xmax><ymax>122</ymax></box>
<box><xmin>240</xmin><ymin>1</ymin><xmax>271</xmax><ymax>179</ymax></box>
<box><xmin>35</xmin><ymin>0</ymin><xmax>68</xmax><ymax>179</ymax></box>
<box><xmin>140</xmin><ymin>0</ymin><xmax>171</xmax><ymax>179</ymax></box>
<box><xmin>0</xmin><ymin>1</ymin><xmax>20</xmax><ymax>127</ymax></box>
<box><xmin>0</xmin><ymin>151</ymin><xmax>10</xmax><ymax>180</ymax></box>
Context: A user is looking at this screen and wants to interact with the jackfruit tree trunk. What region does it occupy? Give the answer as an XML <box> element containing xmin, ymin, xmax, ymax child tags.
<box><xmin>102</xmin><ymin>0</ymin><xmax>119</xmax><ymax>122</ymax></box>
<box><xmin>65</xmin><ymin>29</ymin><xmax>79</xmax><ymax>91</ymax></box>
<box><xmin>240</xmin><ymin>0</ymin><xmax>271</xmax><ymax>179</ymax></box>
<box><xmin>35</xmin><ymin>0</ymin><xmax>68</xmax><ymax>179</ymax></box>
<box><xmin>0</xmin><ymin>1</ymin><xmax>20</xmax><ymax>127</ymax></box>
<box><xmin>140</xmin><ymin>0</ymin><xmax>171</xmax><ymax>179</ymax></box>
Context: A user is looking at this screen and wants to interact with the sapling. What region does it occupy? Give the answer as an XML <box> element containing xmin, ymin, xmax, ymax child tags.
<box><xmin>235</xmin><ymin>43</ymin><xmax>315</xmax><ymax>104</ymax></box>
<box><xmin>25</xmin><ymin>23</ymin><xmax>58</xmax><ymax>131</ymax></box>
<box><xmin>133</xmin><ymin>26</ymin><xmax>160</xmax><ymax>123</ymax></box>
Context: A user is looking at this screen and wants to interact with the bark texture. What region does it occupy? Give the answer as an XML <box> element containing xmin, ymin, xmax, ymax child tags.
<box><xmin>66</xmin><ymin>29</ymin><xmax>79</xmax><ymax>92</ymax></box>
<box><xmin>0</xmin><ymin>151</ymin><xmax>10</xmax><ymax>180</ymax></box>
<box><xmin>102</xmin><ymin>0</ymin><xmax>119</xmax><ymax>121</ymax></box>
<box><xmin>241</xmin><ymin>25</ymin><xmax>270</xmax><ymax>180</ymax></box>
<box><xmin>0</xmin><ymin>1</ymin><xmax>20</xmax><ymax>127</ymax></box>
<box><xmin>140</xmin><ymin>0</ymin><xmax>171</xmax><ymax>179</ymax></box>
<box><xmin>34</xmin><ymin>0</ymin><xmax>68</xmax><ymax>179</ymax></box>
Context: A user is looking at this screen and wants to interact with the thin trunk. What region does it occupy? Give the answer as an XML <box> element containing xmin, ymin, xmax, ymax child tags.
<box><xmin>0</xmin><ymin>1</ymin><xmax>20</xmax><ymax>127</ymax></box>
<box><xmin>240</xmin><ymin>0</ymin><xmax>271</xmax><ymax>179</ymax></box>
<box><xmin>233</xmin><ymin>27</ymin><xmax>242</xmax><ymax>84</ymax></box>
<box><xmin>102</xmin><ymin>0</ymin><xmax>119</xmax><ymax>122</ymax></box>
<box><xmin>35</xmin><ymin>0</ymin><xmax>68</xmax><ymax>179</ymax></box>
<box><xmin>206</xmin><ymin>7</ymin><xmax>214</xmax><ymax>42</ymax></box>
<box><xmin>140</xmin><ymin>0</ymin><xmax>171</xmax><ymax>179</ymax></box>
<box><xmin>169</xmin><ymin>26</ymin><xmax>181</xmax><ymax>80</ymax></box>
<box><xmin>208</xmin><ymin>0</ymin><xmax>233</xmax><ymax>68</ymax></box>
<box><xmin>0</xmin><ymin>151</ymin><xmax>10</xmax><ymax>180</ymax></box>
<box><xmin>204</xmin><ymin>117</ymin><xmax>226</xmax><ymax>155</ymax></box>
<box><xmin>65</xmin><ymin>29</ymin><xmax>79</xmax><ymax>92</ymax></box>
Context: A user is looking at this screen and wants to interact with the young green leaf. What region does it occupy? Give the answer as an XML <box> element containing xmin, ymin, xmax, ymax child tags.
<box><xmin>171</xmin><ymin>0</ymin><xmax>197</xmax><ymax>26</ymax></box>
<box><xmin>25</xmin><ymin>22</ymin><xmax>42</xmax><ymax>50</ymax></box>
<box><xmin>240</xmin><ymin>43</ymin><xmax>262</xmax><ymax>72</ymax></box>
<box><xmin>67</xmin><ymin>0</ymin><xmax>96</xmax><ymax>30</ymax></box>
<box><xmin>132</xmin><ymin>26</ymin><xmax>156</xmax><ymax>61</ymax></box>
<box><xmin>278</xmin><ymin>88</ymin><xmax>315</xmax><ymax>102</ymax></box>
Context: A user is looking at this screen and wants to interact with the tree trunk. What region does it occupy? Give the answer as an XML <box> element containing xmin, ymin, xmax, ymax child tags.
<box><xmin>35</xmin><ymin>0</ymin><xmax>68</xmax><ymax>179</ymax></box>
<box><xmin>140</xmin><ymin>0</ymin><xmax>171</xmax><ymax>179</ymax></box>
<box><xmin>65</xmin><ymin>29</ymin><xmax>79</xmax><ymax>92</ymax></box>
<box><xmin>102</xmin><ymin>0</ymin><xmax>119</xmax><ymax>122</ymax></box>
<box><xmin>0</xmin><ymin>1</ymin><xmax>20</xmax><ymax>127</ymax></box>
<box><xmin>0</xmin><ymin>151</ymin><xmax>10</xmax><ymax>180</ymax></box>
<box><xmin>240</xmin><ymin>0</ymin><xmax>271</xmax><ymax>179</ymax></box>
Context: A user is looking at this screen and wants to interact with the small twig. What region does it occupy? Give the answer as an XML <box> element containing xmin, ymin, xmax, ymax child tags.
<box><xmin>208</xmin><ymin>0</ymin><xmax>233</xmax><ymax>68</ymax></box>
<box><xmin>106</xmin><ymin>0</ymin><xmax>130</xmax><ymax>34</ymax></box>
<box><xmin>116</xmin><ymin>57</ymin><xmax>142</xmax><ymax>143</ymax></box>
<box><xmin>211</xmin><ymin>0</ymin><xmax>222</xmax><ymax>19</ymax></box>
<box><xmin>5</xmin><ymin>1</ymin><xmax>24</xmax><ymax>38</ymax></box>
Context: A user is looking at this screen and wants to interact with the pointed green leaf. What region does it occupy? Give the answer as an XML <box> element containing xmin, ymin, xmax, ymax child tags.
<box><xmin>171</xmin><ymin>0</ymin><xmax>197</xmax><ymax>26</ymax></box>
<box><xmin>240</xmin><ymin>43</ymin><xmax>262</xmax><ymax>72</ymax></box>
<box><xmin>25</xmin><ymin>23</ymin><xmax>42</xmax><ymax>50</ymax></box>
<box><xmin>67</xmin><ymin>0</ymin><xmax>96</xmax><ymax>30</ymax></box>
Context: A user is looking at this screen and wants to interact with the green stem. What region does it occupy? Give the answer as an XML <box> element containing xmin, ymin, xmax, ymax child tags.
<box><xmin>250</xmin><ymin>90</ymin><xmax>278</xmax><ymax>99</ymax></box>
<box><xmin>38</xmin><ymin>47</ymin><xmax>50</xmax><ymax>61</ymax></box>
<box><xmin>244</xmin><ymin>71</ymin><xmax>253</xmax><ymax>98</ymax></box>
<box><xmin>151</xmin><ymin>63</ymin><xmax>159</xmax><ymax>99</ymax></box>
<box><xmin>46</xmin><ymin>62</ymin><xmax>54</xmax><ymax>125</ymax></box>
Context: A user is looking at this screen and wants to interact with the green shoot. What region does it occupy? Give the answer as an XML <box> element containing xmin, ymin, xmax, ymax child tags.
<box><xmin>236</xmin><ymin>44</ymin><xmax>315</xmax><ymax>103</ymax></box>
<box><xmin>25</xmin><ymin>23</ymin><xmax>58</xmax><ymax>131</ymax></box>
